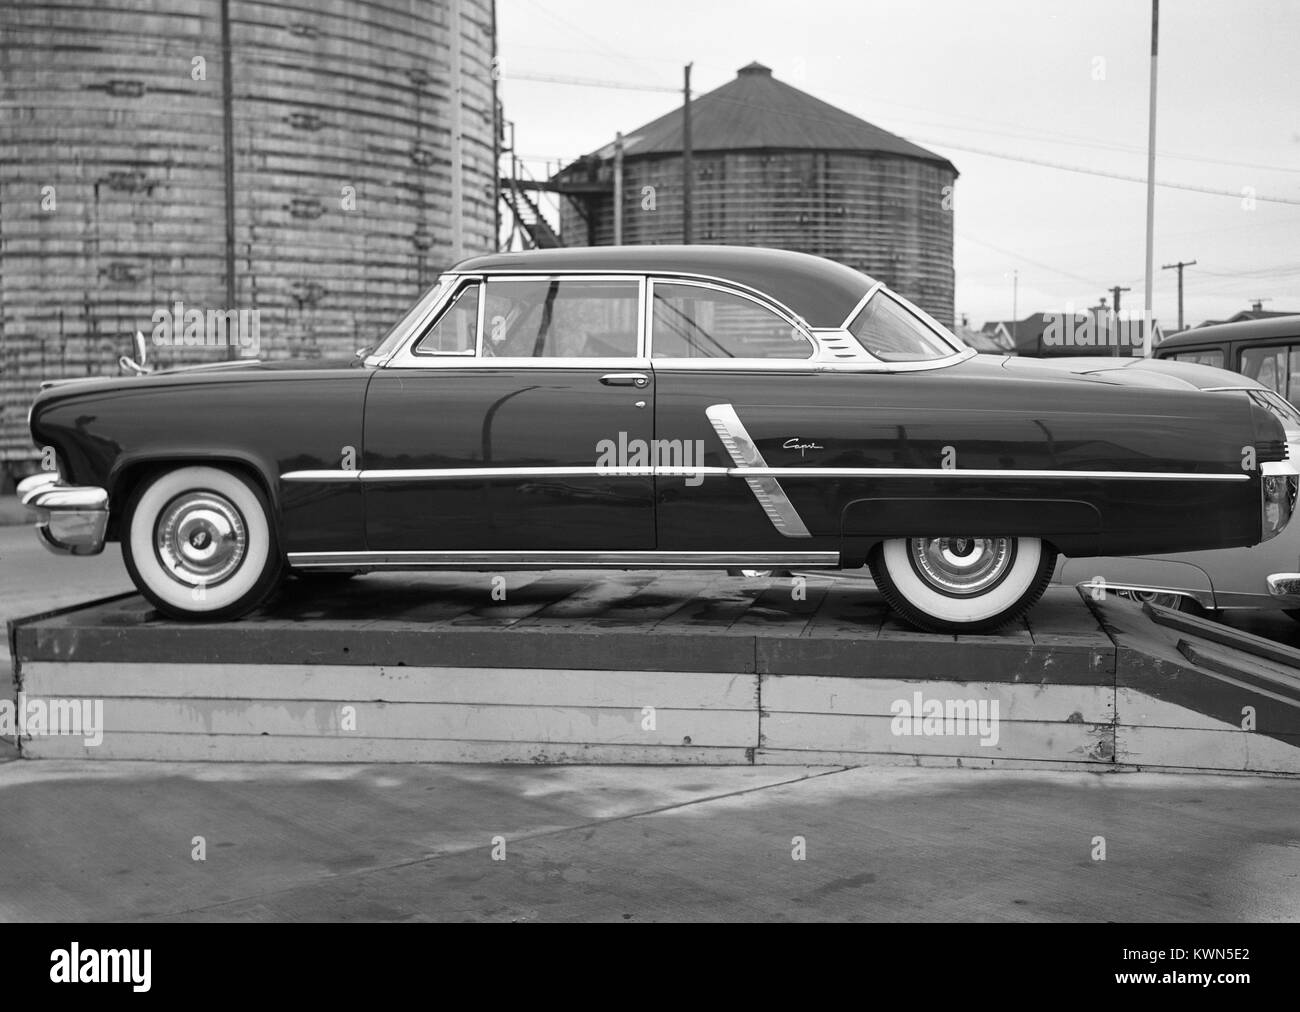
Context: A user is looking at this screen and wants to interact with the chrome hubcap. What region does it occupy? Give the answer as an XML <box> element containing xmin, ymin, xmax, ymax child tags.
<box><xmin>156</xmin><ymin>492</ymin><xmax>246</xmax><ymax>587</ymax></box>
<box><xmin>910</xmin><ymin>537</ymin><xmax>1013</xmax><ymax>596</ymax></box>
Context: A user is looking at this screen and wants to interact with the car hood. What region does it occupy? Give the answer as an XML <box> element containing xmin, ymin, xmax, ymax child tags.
<box><xmin>38</xmin><ymin>357</ymin><xmax>364</xmax><ymax>392</ymax></box>
<box><xmin>994</xmin><ymin>354</ymin><xmax>1264</xmax><ymax>392</ymax></box>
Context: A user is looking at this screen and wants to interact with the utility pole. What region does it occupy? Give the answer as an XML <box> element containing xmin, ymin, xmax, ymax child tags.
<box><xmin>682</xmin><ymin>63</ymin><xmax>693</xmax><ymax>245</ymax></box>
<box><xmin>1109</xmin><ymin>285</ymin><xmax>1131</xmax><ymax>356</ymax></box>
<box><xmin>1142</xmin><ymin>0</ymin><xmax>1160</xmax><ymax>358</ymax></box>
<box><xmin>612</xmin><ymin>131</ymin><xmax>624</xmax><ymax>245</ymax></box>
<box><xmin>1161</xmin><ymin>259</ymin><xmax>1196</xmax><ymax>331</ymax></box>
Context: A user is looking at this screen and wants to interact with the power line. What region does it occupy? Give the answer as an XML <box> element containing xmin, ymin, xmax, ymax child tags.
<box><xmin>914</xmin><ymin>136</ymin><xmax>1300</xmax><ymax>206</ymax></box>
<box><xmin>506</xmin><ymin>71</ymin><xmax>679</xmax><ymax>94</ymax></box>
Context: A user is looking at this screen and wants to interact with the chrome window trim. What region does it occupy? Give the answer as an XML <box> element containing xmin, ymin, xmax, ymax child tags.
<box><xmin>406</xmin><ymin>279</ymin><xmax>482</xmax><ymax>358</ymax></box>
<box><xmin>385</xmin><ymin>273</ymin><xmax>646</xmax><ymax>368</ymax></box>
<box><xmin>840</xmin><ymin>283</ymin><xmax>973</xmax><ymax>370</ymax></box>
<box><xmin>376</xmin><ymin>267</ymin><xmax>974</xmax><ymax>374</ymax></box>
<box><xmin>367</xmin><ymin>275</ymin><xmax>465</xmax><ymax>367</ymax></box>
<box><xmin>839</xmin><ymin>282</ymin><xmax>886</xmax><ymax>329</ymax></box>
<box><xmin>646</xmin><ymin>276</ymin><xmax>816</xmax><ymax>363</ymax></box>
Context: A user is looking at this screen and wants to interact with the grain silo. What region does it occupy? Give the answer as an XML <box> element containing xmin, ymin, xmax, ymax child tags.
<box><xmin>552</xmin><ymin>62</ymin><xmax>957</xmax><ymax>328</ymax></box>
<box><xmin>0</xmin><ymin>0</ymin><xmax>498</xmax><ymax>467</ymax></box>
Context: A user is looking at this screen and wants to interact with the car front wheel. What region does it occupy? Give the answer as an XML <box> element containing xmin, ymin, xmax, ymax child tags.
<box><xmin>869</xmin><ymin>536</ymin><xmax>1056</xmax><ymax>634</ymax></box>
<box><xmin>122</xmin><ymin>465</ymin><xmax>283</xmax><ymax>620</ymax></box>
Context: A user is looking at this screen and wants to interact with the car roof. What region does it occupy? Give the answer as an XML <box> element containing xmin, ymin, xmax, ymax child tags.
<box><xmin>1157</xmin><ymin>314</ymin><xmax>1300</xmax><ymax>349</ymax></box>
<box><xmin>449</xmin><ymin>245</ymin><xmax>877</xmax><ymax>329</ymax></box>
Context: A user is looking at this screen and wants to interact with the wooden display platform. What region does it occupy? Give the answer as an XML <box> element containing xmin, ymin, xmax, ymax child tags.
<box><xmin>5</xmin><ymin>572</ymin><xmax>1297</xmax><ymax>774</ymax></box>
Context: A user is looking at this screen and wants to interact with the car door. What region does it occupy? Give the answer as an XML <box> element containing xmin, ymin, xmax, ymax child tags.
<box><xmin>648</xmin><ymin>277</ymin><xmax>839</xmax><ymax>552</ymax></box>
<box><xmin>364</xmin><ymin>274</ymin><xmax>655</xmax><ymax>552</ymax></box>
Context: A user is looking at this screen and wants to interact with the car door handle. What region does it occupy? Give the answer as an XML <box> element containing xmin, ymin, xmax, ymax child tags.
<box><xmin>600</xmin><ymin>372</ymin><xmax>649</xmax><ymax>388</ymax></box>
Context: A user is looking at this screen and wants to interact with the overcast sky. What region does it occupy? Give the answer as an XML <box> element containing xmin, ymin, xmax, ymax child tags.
<box><xmin>497</xmin><ymin>0</ymin><xmax>1300</xmax><ymax>330</ymax></box>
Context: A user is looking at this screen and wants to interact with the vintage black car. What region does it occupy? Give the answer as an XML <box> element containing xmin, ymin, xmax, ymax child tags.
<box><xmin>19</xmin><ymin>246</ymin><xmax>1300</xmax><ymax>632</ymax></box>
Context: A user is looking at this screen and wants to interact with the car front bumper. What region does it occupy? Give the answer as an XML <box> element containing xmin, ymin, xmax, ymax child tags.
<box><xmin>17</xmin><ymin>473</ymin><xmax>109</xmax><ymax>556</ymax></box>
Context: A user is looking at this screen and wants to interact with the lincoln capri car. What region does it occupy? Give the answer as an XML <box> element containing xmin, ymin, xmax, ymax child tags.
<box><xmin>19</xmin><ymin>246</ymin><xmax>1300</xmax><ymax>632</ymax></box>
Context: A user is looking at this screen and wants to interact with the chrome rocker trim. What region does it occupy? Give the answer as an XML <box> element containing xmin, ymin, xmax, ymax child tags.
<box><xmin>17</xmin><ymin>473</ymin><xmax>110</xmax><ymax>556</ymax></box>
<box><xmin>288</xmin><ymin>550</ymin><xmax>841</xmax><ymax>571</ymax></box>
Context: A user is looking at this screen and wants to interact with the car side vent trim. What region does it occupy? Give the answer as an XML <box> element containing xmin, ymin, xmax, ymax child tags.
<box><xmin>706</xmin><ymin>403</ymin><xmax>813</xmax><ymax>538</ymax></box>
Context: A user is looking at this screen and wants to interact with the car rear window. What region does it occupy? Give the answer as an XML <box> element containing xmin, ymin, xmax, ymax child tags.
<box><xmin>848</xmin><ymin>292</ymin><xmax>957</xmax><ymax>362</ymax></box>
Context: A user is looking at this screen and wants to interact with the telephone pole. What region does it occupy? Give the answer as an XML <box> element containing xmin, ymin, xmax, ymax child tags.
<box><xmin>1142</xmin><ymin>0</ymin><xmax>1160</xmax><ymax>358</ymax></box>
<box><xmin>1161</xmin><ymin>259</ymin><xmax>1196</xmax><ymax>331</ymax></box>
<box><xmin>682</xmin><ymin>63</ymin><xmax>693</xmax><ymax>244</ymax></box>
<box><xmin>1108</xmin><ymin>285</ymin><xmax>1131</xmax><ymax>356</ymax></box>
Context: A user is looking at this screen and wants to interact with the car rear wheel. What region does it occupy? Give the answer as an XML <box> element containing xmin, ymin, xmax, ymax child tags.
<box><xmin>122</xmin><ymin>465</ymin><xmax>283</xmax><ymax>621</ymax></box>
<box><xmin>869</xmin><ymin>536</ymin><xmax>1056</xmax><ymax>634</ymax></box>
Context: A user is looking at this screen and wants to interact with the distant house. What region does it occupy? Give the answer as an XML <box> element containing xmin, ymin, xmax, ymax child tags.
<box><xmin>1195</xmin><ymin>303</ymin><xmax>1300</xmax><ymax>329</ymax></box>
<box><xmin>954</xmin><ymin>316</ymin><xmax>1013</xmax><ymax>353</ymax></box>
<box><xmin>982</xmin><ymin>310</ymin><xmax>1162</xmax><ymax>358</ymax></box>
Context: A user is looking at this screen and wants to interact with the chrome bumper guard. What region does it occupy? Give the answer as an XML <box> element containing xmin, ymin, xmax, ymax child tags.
<box><xmin>16</xmin><ymin>472</ymin><xmax>109</xmax><ymax>556</ymax></box>
<box><xmin>1266</xmin><ymin>573</ymin><xmax>1300</xmax><ymax>599</ymax></box>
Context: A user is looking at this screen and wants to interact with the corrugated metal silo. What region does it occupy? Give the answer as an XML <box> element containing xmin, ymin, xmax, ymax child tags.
<box><xmin>0</xmin><ymin>0</ymin><xmax>497</xmax><ymax>463</ymax></box>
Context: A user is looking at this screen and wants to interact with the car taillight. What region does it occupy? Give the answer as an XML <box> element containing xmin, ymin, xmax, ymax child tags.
<box><xmin>1262</xmin><ymin>465</ymin><xmax>1299</xmax><ymax>541</ymax></box>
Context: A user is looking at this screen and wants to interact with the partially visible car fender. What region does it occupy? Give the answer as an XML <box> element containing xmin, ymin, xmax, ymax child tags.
<box><xmin>1054</xmin><ymin>555</ymin><xmax>1216</xmax><ymax>608</ymax></box>
<box><xmin>841</xmin><ymin>497</ymin><xmax>1102</xmax><ymax>557</ymax></box>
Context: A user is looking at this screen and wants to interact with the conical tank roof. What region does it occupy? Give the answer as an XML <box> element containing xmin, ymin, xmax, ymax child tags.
<box><xmin>588</xmin><ymin>61</ymin><xmax>955</xmax><ymax>172</ymax></box>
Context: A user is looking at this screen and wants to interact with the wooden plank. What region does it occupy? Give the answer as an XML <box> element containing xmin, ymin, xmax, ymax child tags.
<box><xmin>762</xmin><ymin>676</ymin><xmax>1113</xmax><ymax>724</ymax></box>
<box><xmin>755</xmin><ymin>748</ymin><xmax>1128</xmax><ymax>772</ymax></box>
<box><xmin>21</xmin><ymin>662</ymin><xmax>759</xmax><ymax>709</ymax></box>
<box><xmin>1116</xmin><ymin>688</ymin><xmax>1245</xmax><ymax>732</ymax></box>
<box><xmin>1143</xmin><ymin>601</ymin><xmax>1300</xmax><ymax>669</ymax></box>
<box><xmin>20</xmin><ymin>734</ymin><xmax>755</xmax><ymax>765</ymax></box>
<box><xmin>761</xmin><ymin>713</ymin><xmax>1114</xmax><ymax>763</ymax></box>
<box><xmin>1116</xmin><ymin>725</ymin><xmax>1300</xmax><ymax>774</ymax></box>
<box><xmin>15</xmin><ymin>623</ymin><xmax>759</xmax><ymax>673</ymax></box>
<box><xmin>40</xmin><ymin>698</ymin><xmax>756</xmax><ymax>747</ymax></box>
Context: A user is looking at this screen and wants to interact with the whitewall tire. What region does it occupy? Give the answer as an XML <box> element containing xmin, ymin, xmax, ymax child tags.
<box><xmin>869</xmin><ymin>536</ymin><xmax>1056</xmax><ymax>634</ymax></box>
<box><xmin>121</xmin><ymin>465</ymin><xmax>283</xmax><ymax>620</ymax></box>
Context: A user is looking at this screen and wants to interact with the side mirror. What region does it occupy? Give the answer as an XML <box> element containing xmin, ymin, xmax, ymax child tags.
<box><xmin>119</xmin><ymin>330</ymin><xmax>152</xmax><ymax>375</ymax></box>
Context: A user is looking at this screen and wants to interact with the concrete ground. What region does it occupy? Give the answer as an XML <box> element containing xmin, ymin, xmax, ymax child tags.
<box><xmin>3</xmin><ymin>523</ymin><xmax>1299</xmax><ymax>922</ymax></box>
<box><xmin>0</xmin><ymin>761</ymin><xmax>1296</xmax><ymax>921</ymax></box>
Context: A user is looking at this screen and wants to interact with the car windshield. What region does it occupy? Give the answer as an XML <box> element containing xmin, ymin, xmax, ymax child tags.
<box><xmin>368</xmin><ymin>278</ymin><xmax>447</xmax><ymax>360</ymax></box>
<box><xmin>847</xmin><ymin>290</ymin><xmax>958</xmax><ymax>362</ymax></box>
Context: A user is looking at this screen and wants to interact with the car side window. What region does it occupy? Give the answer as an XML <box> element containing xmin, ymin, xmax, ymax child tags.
<box><xmin>651</xmin><ymin>282</ymin><xmax>812</xmax><ymax>360</ymax></box>
<box><xmin>1170</xmin><ymin>349</ymin><xmax>1224</xmax><ymax>369</ymax></box>
<box><xmin>1240</xmin><ymin>345</ymin><xmax>1290</xmax><ymax>399</ymax></box>
<box><xmin>481</xmin><ymin>278</ymin><xmax>639</xmax><ymax>359</ymax></box>
<box><xmin>413</xmin><ymin>283</ymin><xmax>479</xmax><ymax>355</ymax></box>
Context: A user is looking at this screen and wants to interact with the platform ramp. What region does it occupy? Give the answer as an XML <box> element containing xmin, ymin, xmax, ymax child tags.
<box><xmin>4</xmin><ymin>574</ymin><xmax>1297</xmax><ymax>775</ymax></box>
<box><xmin>1093</xmin><ymin>597</ymin><xmax>1300</xmax><ymax>774</ymax></box>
